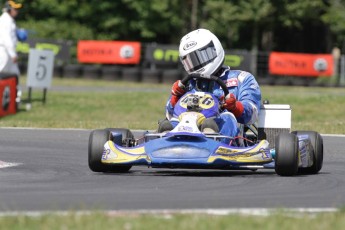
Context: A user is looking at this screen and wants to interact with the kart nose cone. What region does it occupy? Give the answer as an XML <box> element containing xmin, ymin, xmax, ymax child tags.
<box><xmin>151</xmin><ymin>146</ymin><xmax>210</xmax><ymax>159</ymax></box>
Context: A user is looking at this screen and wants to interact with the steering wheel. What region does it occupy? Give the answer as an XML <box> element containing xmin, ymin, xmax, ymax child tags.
<box><xmin>181</xmin><ymin>73</ymin><xmax>229</xmax><ymax>97</ymax></box>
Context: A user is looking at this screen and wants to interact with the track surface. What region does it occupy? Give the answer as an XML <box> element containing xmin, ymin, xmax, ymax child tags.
<box><xmin>0</xmin><ymin>128</ymin><xmax>344</xmax><ymax>212</ymax></box>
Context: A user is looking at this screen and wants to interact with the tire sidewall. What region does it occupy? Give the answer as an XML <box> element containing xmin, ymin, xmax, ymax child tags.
<box><xmin>275</xmin><ymin>132</ymin><xmax>299</xmax><ymax>176</ymax></box>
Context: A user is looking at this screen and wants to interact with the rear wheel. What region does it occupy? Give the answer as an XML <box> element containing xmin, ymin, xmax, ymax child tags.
<box><xmin>292</xmin><ymin>131</ymin><xmax>323</xmax><ymax>174</ymax></box>
<box><xmin>275</xmin><ymin>133</ymin><xmax>299</xmax><ymax>176</ymax></box>
<box><xmin>88</xmin><ymin>129</ymin><xmax>132</xmax><ymax>173</ymax></box>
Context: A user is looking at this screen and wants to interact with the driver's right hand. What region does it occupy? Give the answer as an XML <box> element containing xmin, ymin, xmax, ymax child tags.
<box><xmin>170</xmin><ymin>80</ymin><xmax>186</xmax><ymax>107</ymax></box>
<box><xmin>171</xmin><ymin>80</ymin><xmax>186</xmax><ymax>96</ymax></box>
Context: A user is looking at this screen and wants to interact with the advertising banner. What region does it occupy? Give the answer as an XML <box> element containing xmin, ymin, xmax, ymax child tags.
<box><xmin>0</xmin><ymin>74</ymin><xmax>17</xmax><ymax>117</ymax></box>
<box><xmin>17</xmin><ymin>38</ymin><xmax>71</xmax><ymax>63</ymax></box>
<box><xmin>77</xmin><ymin>41</ymin><xmax>141</xmax><ymax>64</ymax></box>
<box><xmin>144</xmin><ymin>44</ymin><xmax>253</xmax><ymax>71</ymax></box>
<box><xmin>269</xmin><ymin>52</ymin><xmax>334</xmax><ymax>77</ymax></box>
<box><xmin>224</xmin><ymin>50</ymin><xmax>252</xmax><ymax>71</ymax></box>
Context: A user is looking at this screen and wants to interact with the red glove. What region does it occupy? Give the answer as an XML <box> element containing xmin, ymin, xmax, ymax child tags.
<box><xmin>170</xmin><ymin>80</ymin><xmax>186</xmax><ymax>107</ymax></box>
<box><xmin>223</xmin><ymin>94</ymin><xmax>244</xmax><ymax>118</ymax></box>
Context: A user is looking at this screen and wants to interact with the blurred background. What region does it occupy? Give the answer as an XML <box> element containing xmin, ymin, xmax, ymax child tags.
<box><xmin>11</xmin><ymin>0</ymin><xmax>345</xmax><ymax>86</ymax></box>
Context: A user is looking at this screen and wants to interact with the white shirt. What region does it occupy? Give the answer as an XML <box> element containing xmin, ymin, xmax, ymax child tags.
<box><xmin>0</xmin><ymin>11</ymin><xmax>18</xmax><ymax>59</ymax></box>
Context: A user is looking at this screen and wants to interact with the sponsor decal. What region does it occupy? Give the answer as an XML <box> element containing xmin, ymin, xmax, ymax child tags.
<box><xmin>102</xmin><ymin>148</ymin><xmax>111</xmax><ymax>160</ymax></box>
<box><xmin>2</xmin><ymin>86</ymin><xmax>10</xmax><ymax>111</ymax></box>
<box><xmin>0</xmin><ymin>77</ymin><xmax>17</xmax><ymax>117</ymax></box>
<box><xmin>225</xmin><ymin>78</ymin><xmax>238</xmax><ymax>87</ymax></box>
<box><xmin>313</xmin><ymin>58</ymin><xmax>328</xmax><ymax>72</ymax></box>
<box><xmin>183</xmin><ymin>41</ymin><xmax>197</xmax><ymax>50</ymax></box>
<box><xmin>178</xmin><ymin>125</ymin><xmax>193</xmax><ymax>132</ymax></box>
<box><xmin>238</xmin><ymin>71</ymin><xmax>251</xmax><ymax>82</ymax></box>
<box><xmin>120</xmin><ymin>45</ymin><xmax>134</xmax><ymax>59</ymax></box>
<box><xmin>215</xmin><ymin>146</ymin><xmax>270</xmax><ymax>160</ymax></box>
<box><xmin>260</xmin><ymin>148</ymin><xmax>271</xmax><ymax>159</ymax></box>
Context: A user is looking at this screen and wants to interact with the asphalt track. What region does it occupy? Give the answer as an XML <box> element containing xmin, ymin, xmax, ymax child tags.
<box><xmin>0</xmin><ymin>128</ymin><xmax>344</xmax><ymax>212</ymax></box>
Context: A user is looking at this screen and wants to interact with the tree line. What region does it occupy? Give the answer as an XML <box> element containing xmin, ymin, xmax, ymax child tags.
<box><xmin>14</xmin><ymin>0</ymin><xmax>345</xmax><ymax>53</ymax></box>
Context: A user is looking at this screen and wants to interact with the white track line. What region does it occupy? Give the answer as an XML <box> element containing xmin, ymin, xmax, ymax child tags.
<box><xmin>0</xmin><ymin>161</ymin><xmax>21</xmax><ymax>169</ymax></box>
<box><xmin>0</xmin><ymin>208</ymin><xmax>338</xmax><ymax>217</ymax></box>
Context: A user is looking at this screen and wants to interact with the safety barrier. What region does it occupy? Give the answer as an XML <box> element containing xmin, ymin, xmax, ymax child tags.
<box><xmin>0</xmin><ymin>73</ymin><xmax>18</xmax><ymax>117</ymax></box>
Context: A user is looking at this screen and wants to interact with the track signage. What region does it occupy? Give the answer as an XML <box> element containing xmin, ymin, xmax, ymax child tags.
<box><xmin>27</xmin><ymin>49</ymin><xmax>55</xmax><ymax>88</ymax></box>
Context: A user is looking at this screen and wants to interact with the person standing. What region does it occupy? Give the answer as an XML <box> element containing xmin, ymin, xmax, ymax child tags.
<box><xmin>0</xmin><ymin>1</ymin><xmax>22</xmax><ymax>75</ymax></box>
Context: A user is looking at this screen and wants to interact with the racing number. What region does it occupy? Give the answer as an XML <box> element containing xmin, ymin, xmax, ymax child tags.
<box><xmin>202</xmin><ymin>97</ymin><xmax>213</xmax><ymax>106</ymax></box>
<box><xmin>179</xmin><ymin>94</ymin><xmax>215</xmax><ymax>109</ymax></box>
<box><xmin>35</xmin><ymin>56</ymin><xmax>47</xmax><ymax>81</ymax></box>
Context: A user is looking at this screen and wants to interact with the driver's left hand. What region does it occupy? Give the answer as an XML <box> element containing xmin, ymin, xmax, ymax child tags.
<box><xmin>223</xmin><ymin>93</ymin><xmax>244</xmax><ymax>118</ymax></box>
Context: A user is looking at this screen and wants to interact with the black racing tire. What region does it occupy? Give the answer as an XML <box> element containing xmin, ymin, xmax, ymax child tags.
<box><xmin>292</xmin><ymin>131</ymin><xmax>323</xmax><ymax>174</ymax></box>
<box><xmin>106</xmin><ymin>128</ymin><xmax>134</xmax><ymax>143</ymax></box>
<box><xmin>275</xmin><ymin>132</ymin><xmax>299</xmax><ymax>176</ymax></box>
<box><xmin>157</xmin><ymin>120</ymin><xmax>173</xmax><ymax>133</ymax></box>
<box><xmin>88</xmin><ymin>129</ymin><xmax>132</xmax><ymax>173</ymax></box>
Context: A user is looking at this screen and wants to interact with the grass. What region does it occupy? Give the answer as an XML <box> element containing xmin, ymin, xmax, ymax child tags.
<box><xmin>0</xmin><ymin>210</ymin><xmax>345</xmax><ymax>230</ymax></box>
<box><xmin>1</xmin><ymin>77</ymin><xmax>344</xmax><ymax>134</ymax></box>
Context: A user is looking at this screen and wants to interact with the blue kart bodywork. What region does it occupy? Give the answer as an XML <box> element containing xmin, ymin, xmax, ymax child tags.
<box><xmin>88</xmin><ymin>128</ymin><xmax>323</xmax><ymax>177</ymax></box>
<box><xmin>101</xmin><ymin>131</ymin><xmax>274</xmax><ymax>170</ymax></box>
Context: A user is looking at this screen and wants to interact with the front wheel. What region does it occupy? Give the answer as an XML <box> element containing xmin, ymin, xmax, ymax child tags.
<box><xmin>275</xmin><ymin>132</ymin><xmax>299</xmax><ymax>176</ymax></box>
<box><xmin>292</xmin><ymin>131</ymin><xmax>323</xmax><ymax>174</ymax></box>
<box><xmin>88</xmin><ymin>129</ymin><xmax>132</xmax><ymax>173</ymax></box>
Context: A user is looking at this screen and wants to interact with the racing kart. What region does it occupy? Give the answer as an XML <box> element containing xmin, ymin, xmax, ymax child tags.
<box><xmin>88</xmin><ymin>74</ymin><xmax>323</xmax><ymax>176</ymax></box>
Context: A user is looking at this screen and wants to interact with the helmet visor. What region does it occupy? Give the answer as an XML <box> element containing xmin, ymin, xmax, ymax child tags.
<box><xmin>181</xmin><ymin>41</ymin><xmax>217</xmax><ymax>73</ymax></box>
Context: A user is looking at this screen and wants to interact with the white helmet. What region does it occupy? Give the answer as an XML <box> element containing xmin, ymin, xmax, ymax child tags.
<box><xmin>179</xmin><ymin>28</ymin><xmax>225</xmax><ymax>77</ymax></box>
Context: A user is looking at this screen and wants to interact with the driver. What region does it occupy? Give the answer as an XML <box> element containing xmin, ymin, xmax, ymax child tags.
<box><xmin>159</xmin><ymin>28</ymin><xmax>261</xmax><ymax>144</ymax></box>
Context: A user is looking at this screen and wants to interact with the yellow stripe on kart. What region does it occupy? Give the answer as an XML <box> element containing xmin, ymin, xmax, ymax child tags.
<box><xmin>207</xmin><ymin>155</ymin><xmax>272</xmax><ymax>163</ymax></box>
<box><xmin>102</xmin><ymin>141</ymin><xmax>149</xmax><ymax>164</ymax></box>
<box><xmin>116</xmin><ymin>145</ymin><xmax>145</xmax><ymax>155</ymax></box>
<box><xmin>208</xmin><ymin>140</ymin><xmax>271</xmax><ymax>163</ymax></box>
<box><xmin>215</xmin><ymin>140</ymin><xmax>268</xmax><ymax>155</ymax></box>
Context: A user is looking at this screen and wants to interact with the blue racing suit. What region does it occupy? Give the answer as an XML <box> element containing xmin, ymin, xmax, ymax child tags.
<box><xmin>165</xmin><ymin>67</ymin><xmax>261</xmax><ymax>143</ymax></box>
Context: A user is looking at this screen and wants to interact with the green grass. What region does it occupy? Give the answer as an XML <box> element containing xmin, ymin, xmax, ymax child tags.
<box><xmin>1</xmin><ymin>210</ymin><xmax>345</xmax><ymax>230</ymax></box>
<box><xmin>1</xmin><ymin>77</ymin><xmax>345</xmax><ymax>134</ymax></box>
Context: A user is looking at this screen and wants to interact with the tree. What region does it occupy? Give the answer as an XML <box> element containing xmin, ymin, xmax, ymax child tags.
<box><xmin>270</xmin><ymin>0</ymin><xmax>331</xmax><ymax>53</ymax></box>
<box><xmin>321</xmin><ymin>0</ymin><xmax>345</xmax><ymax>52</ymax></box>
<box><xmin>15</xmin><ymin>0</ymin><xmax>345</xmax><ymax>54</ymax></box>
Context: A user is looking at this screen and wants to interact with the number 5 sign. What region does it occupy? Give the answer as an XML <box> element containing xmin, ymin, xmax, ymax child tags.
<box><xmin>27</xmin><ymin>49</ymin><xmax>55</xmax><ymax>88</ymax></box>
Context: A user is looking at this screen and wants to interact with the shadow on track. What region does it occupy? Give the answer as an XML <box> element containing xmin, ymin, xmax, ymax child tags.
<box><xmin>100</xmin><ymin>168</ymin><xmax>277</xmax><ymax>177</ymax></box>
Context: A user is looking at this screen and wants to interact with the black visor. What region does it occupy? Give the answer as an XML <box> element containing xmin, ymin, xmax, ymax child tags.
<box><xmin>181</xmin><ymin>41</ymin><xmax>217</xmax><ymax>72</ymax></box>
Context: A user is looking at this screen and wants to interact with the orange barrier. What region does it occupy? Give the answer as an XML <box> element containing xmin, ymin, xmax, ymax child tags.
<box><xmin>77</xmin><ymin>41</ymin><xmax>141</xmax><ymax>64</ymax></box>
<box><xmin>269</xmin><ymin>52</ymin><xmax>334</xmax><ymax>77</ymax></box>
<box><xmin>0</xmin><ymin>74</ymin><xmax>17</xmax><ymax>117</ymax></box>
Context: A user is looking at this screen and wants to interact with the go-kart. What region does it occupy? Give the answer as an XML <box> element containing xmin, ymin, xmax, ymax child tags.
<box><xmin>88</xmin><ymin>74</ymin><xmax>323</xmax><ymax>176</ymax></box>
